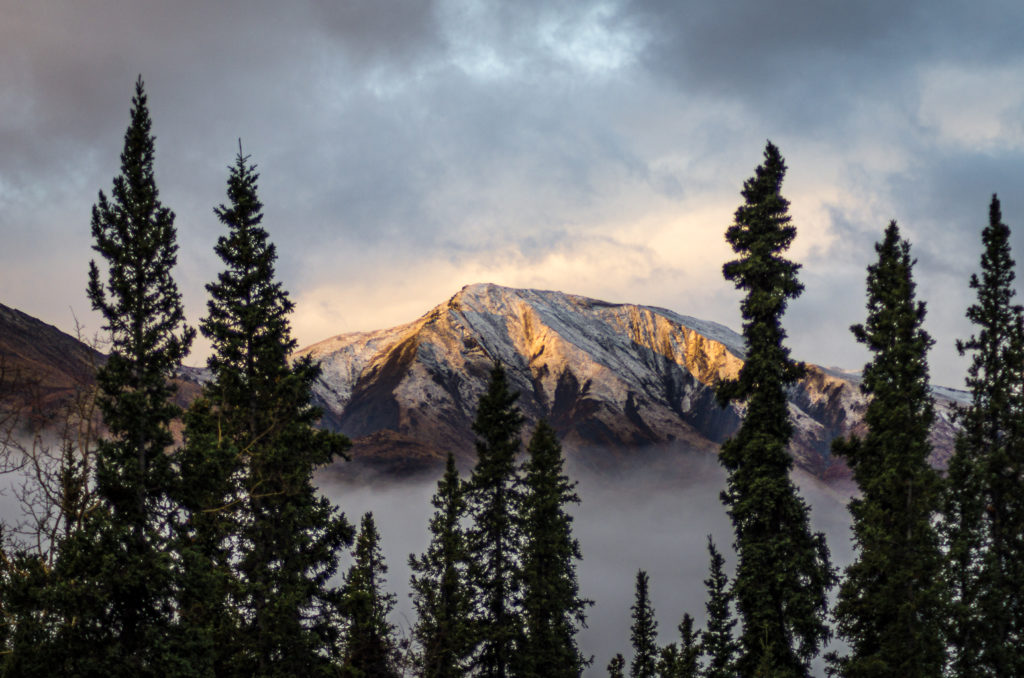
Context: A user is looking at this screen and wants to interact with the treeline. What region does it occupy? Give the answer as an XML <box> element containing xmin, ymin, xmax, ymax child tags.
<box><xmin>1</xmin><ymin>80</ymin><xmax>1023</xmax><ymax>678</ymax></box>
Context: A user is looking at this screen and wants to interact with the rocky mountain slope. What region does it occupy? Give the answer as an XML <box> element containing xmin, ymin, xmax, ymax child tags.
<box><xmin>299</xmin><ymin>283</ymin><xmax>963</xmax><ymax>481</ymax></box>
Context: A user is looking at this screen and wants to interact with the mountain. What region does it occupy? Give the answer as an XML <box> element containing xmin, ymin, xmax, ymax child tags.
<box><xmin>299</xmin><ymin>283</ymin><xmax>963</xmax><ymax>481</ymax></box>
<box><xmin>0</xmin><ymin>303</ymin><xmax>105</xmax><ymax>424</ymax></box>
<box><xmin>1</xmin><ymin>288</ymin><xmax>963</xmax><ymax>483</ymax></box>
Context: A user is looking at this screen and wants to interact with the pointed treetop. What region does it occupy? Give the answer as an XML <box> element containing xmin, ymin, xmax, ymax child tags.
<box><xmin>630</xmin><ymin>569</ymin><xmax>658</xmax><ymax>678</ymax></box>
<box><xmin>718</xmin><ymin>140</ymin><xmax>804</xmax><ymax>406</ymax></box>
<box><xmin>118</xmin><ymin>76</ymin><xmax>156</xmax><ymax>188</ymax></box>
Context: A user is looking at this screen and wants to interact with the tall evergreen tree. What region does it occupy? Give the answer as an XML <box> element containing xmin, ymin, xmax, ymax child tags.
<box><xmin>716</xmin><ymin>141</ymin><xmax>834</xmax><ymax>677</ymax></box>
<box><xmin>340</xmin><ymin>513</ymin><xmax>400</xmax><ymax>678</ymax></box>
<box><xmin>629</xmin><ymin>570</ymin><xmax>658</xmax><ymax>678</ymax></box>
<box><xmin>409</xmin><ymin>452</ymin><xmax>472</xmax><ymax>678</ymax></box>
<box><xmin>464</xmin><ymin>363</ymin><xmax>525</xmax><ymax>678</ymax></box>
<box><xmin>829</xmin><ymin>221</ymin><xmax>946</xmax><ymax>677</ymax></box>
<box><xmin>86</xmin><ymin>76</ymin><xmax>195</xmax><ymax>536</ymax></box>
<box><xmin>701</xmin><ymin>537</ymin><xmax>737</xmax><ymax>678</ymax></box>
<box><xmin>35</xmin><ymin>76</ymin><xmax>195</xmax><ymax>677</ymax></box>
<box><xmin>199</xmin><ymin>145</ymin><xmax>353</xmax><ymax>676</ymax></box>
<box><xmin>945</xmin><ymin>195</ymin><xmax>1024</xmax><ymax>677</ymax></box>
<box><xmin>518</xmin><ymin>419</ymin><xmax>591</xmax><ymax>678</ymax></box>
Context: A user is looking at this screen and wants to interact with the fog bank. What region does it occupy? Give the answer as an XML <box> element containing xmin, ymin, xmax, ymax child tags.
<box><xmin>322</xmin><ymin>446</ymin><xmax>855</xmax><ymax>676</ymax></box>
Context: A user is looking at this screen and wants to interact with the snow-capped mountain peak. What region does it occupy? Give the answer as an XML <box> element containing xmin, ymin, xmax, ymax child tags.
<box><xmin>298</xmin><ymin>283</ymin><xmax>960</xmax><ymax>480</ymax></box>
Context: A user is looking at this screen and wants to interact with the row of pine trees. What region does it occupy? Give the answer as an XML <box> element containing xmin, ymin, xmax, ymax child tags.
<box><xmin>0</xmin><ymin>78</ymin><xmax>590</xmax><ymax>678</ymax></box>
<box><xmin>2</xmin><ymin>79</ymin><xmax>1023</xmax><ymax>677</ymax></box>
<box><xmin>620</xmin><ymin>142</ymin><xmax>1024</xmax><ymax>678</ymax></box>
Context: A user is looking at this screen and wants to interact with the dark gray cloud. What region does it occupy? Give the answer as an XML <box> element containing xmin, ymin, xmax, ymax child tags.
<box><xmin>630</xmin><ymin>0</ymin><xmax>1024</xmax><ymax>128</ymax></box>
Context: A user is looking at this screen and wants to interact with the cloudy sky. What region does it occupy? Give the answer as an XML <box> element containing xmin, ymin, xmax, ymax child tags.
<box><xmin>3</xmin><ymin>1</ymin><xmax>1024</xmax><ymax>386</ymax></box>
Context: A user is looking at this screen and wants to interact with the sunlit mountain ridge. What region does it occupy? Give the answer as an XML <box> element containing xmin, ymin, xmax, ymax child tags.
<box><xmin>298</xmin><ymin>283</ymin><xmax>962</xmax><ymax>482</ymax></box>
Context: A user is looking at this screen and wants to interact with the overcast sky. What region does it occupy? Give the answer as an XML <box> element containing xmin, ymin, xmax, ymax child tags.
<box><xmin>4</xmin><ymin>0</ymin><xmax>1024</xmax><ymax>386</ymax></box>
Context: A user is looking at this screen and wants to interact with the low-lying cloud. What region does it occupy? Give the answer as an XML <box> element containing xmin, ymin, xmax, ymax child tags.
<box><xmin>324</xmin><ymin>445</ymin><xmax>855</xmax><ymax>676</ymax></box>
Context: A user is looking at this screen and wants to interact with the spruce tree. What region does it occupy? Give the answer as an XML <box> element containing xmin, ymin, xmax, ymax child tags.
<box><xmin>657</xmin><ymin>614</ymin><xmax>701</xmax><ymax>678</ymax></box>
<box><xmin>199</xmin><ymin>145</ymin><xmax>353</xmax><ymax>676</ymax></box>
<box><xmin>409</xmin><ymin>452</ymin><xmax>472</xmax><ymax>678</ymax></box>
<box><xmin>340</xmin><ymin>513</ymin><xmax>400</xmax><ymax>678</ymax></box>
<box><xmin>675</xmin><ymin>614</ymin><xmax>701</xmax><ymax>678</ymax></box>
<box><xmin>464</xmin><ymin>363</ymin><xmax>525</xmax><ymax>678</ymax></box>
<box><xmin>629</xmin><ymin>570</ymin><xmax>658</xmax><ymax>678</ymax></box>
<box><xmin>701</xmin><ymin>537</ymin><xmax>737</xmax><ymax>678</ymax></box>
<box><xmin>945</xmin><ymin>195</ymin><xmax>1024</xmax><ymax>677</ymax></box>
<box><xmin>829</xmin><ymin>221</ymin><xmax>946</xmax><ymax>677</ymax></box>
<box><xmin>518</xmin><ymin>419</ymin><xmax>591</xmax><ymax>678</ymax></box>
<box><xmin>86</xmin><ymin>76</ymin><xmax>195</xmax><ymax>530</ymax></box>
<box><xmin>42</xmin><ymin>76</ymin><xmax>195</xmax><ymax>677</ymax></box>
<box><xmin>716</xmin><ymin>141</ymin><xmax>834</xmax><ymax>677</ymax></box>
<box><xmin>608</xmin><ymin>654</ymin><xmax>627</xmax><ymax>678</ymax></box>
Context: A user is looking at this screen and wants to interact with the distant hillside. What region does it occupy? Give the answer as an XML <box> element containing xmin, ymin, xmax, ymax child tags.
<box><xmin>0</xmin><ymin>303</ymin><xmax>104</xmax><ymax>422</ymax></box>
<box><xmin>0</xmin><ymin>303</ymin><xmax>201</xmax><ymax>428</ymax></box>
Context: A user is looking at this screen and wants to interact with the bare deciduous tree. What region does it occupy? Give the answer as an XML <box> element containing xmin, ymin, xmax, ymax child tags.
<box><xmin>0</xmin><ymin>320</ymin><xmax>105</xmax><ymax>566</ymax></box>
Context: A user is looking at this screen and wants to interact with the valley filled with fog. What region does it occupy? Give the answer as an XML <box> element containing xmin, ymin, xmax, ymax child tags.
<box><xmin>322</xmin><ymin>446</ymin><xmax>856</xmax><ymax>676</ymax></box>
